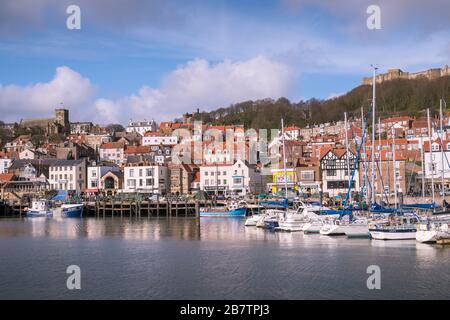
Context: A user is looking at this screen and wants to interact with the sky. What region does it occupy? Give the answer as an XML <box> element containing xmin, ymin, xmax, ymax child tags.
<box><xmin>0</xmin><ymin>0</ymin><xmax>449</xmax><ymax>125</ymax></box>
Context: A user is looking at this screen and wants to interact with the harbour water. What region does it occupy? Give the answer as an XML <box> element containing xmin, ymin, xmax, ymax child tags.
<box><xmin>0</xmin><ymin>217</ymin><xmax>450</xmax><ymax>300</ymax></box>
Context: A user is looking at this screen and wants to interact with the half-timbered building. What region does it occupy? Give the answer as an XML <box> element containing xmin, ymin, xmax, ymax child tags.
<box><xmin>320</xmin><ymin>147</ymin><xmax>359</xmax><ymax>196</ymax></box>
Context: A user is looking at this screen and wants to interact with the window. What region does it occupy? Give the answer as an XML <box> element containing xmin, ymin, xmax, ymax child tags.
<box><xmin>223</xmin><ymin>179</ymin><xmax>226</xmax><ymax>185</ymax></box>
<box><xmin>146</xmin><ymin>178</ymin><xmax>153</xmax><ymax>186</ymax></box>
<box><xmin>300</xmin><ymin>171</ymin><xmax>314</xmax><ymax>181</ymax></box>
<box><xmin>205</xmin><ymin>171</ymin><xmax>208</xmax><ymax>176</ymax></box>
<box><xmin>233</xmin><ymin>177</ymin><xmax>242</xmax><ymax>185</ymax></box>
<box><xmin>92</xmin><ymin>171</ymin><xmax>97</xmax><ymax>177</ymax></box>
<box><xmin>130</xmin><ymin>169</ymin><xmax>134</xmax><ymax>177</ymax></box>
<box><xmin>139</xmin><ymin>169</ymin><xmax>143</xmax><ymax>177</ymax></box>
<box><xmin>127</xmin><ymin>179</ymin><xmax>136</xmax><ymax>187</ymax></box>
<box><xmin>146</xmin><ymin>168</ymin><xmax>153</xmax><ymax>176</ymax></box>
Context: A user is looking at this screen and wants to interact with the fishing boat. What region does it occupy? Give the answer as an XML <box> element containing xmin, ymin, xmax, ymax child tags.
<box><xmin>26</xmin><ymin>199</ymin><xmax>53</xmax><ymax>218</ymax></box>
<box><xmin>200</xmin><ymin>201</ymin><xmax>247</xmax><ymax>217</ymax></box>
<box><xmin>416</xmin><ymin>221</ymin><xmax>450</xmax><ymax>243</ymax></box>
<box><xmin>61</xmin><ymin>203</ymin><xmax>84</xmax><ymax>218</ymax></box>
<box><xmin>369</xmin><ymin>213</ymin><xmax>420</xmax><ymax>240</ymax></box>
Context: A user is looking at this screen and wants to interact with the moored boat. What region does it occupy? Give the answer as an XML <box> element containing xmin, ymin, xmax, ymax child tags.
<box><xmin>26</xmin><ymin>199</ymin><xmax>53</xmax><ymax>218</ymax></box>
<box><xmin>416</xmin><ymin>221</ymin><xmax>450</xmax><ymax>243</ymax></box>
<box><xmin>320</xmin><ymin>219</ymin><xmax>346</xmax><ymax>236</ymax></box>
<box><xmin>200</xmin><ymin>206</ymin><xmax>246</xmax><ymax>217</ymax></box>
<box><xmin>369</xmin><ymin>213</ymin><xmax>420</xmax><ymax>240</ymax></box>
<box><xmin>61</xmin><ymin>203</ymin><xmax>84</xmax><ymax>218</ymax></box>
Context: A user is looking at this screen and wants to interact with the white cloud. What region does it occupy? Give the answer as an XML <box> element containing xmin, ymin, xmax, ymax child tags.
<box><xmin>0</xmin><ymin>57</ymin><xmax>292</xmax><ymax>125</ymax></box>
<box><xmin>0</xmin><ymin>66</ymin><xmax>95</xmax><ymax>122</ymax></box>
<box><xmin>93</xmin><ymin>56</ymin><xmax>293</xmax><ymax>124</ymax></box>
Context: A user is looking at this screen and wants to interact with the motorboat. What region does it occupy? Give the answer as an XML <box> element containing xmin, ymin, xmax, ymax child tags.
<box><xmin>416</xmin><ymin>221</ymin><xmax>450</xmax><ymax>243</ymax></box>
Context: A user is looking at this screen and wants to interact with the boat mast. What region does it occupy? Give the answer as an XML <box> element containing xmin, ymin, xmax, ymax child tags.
<box><xmin>420</xmin><ymin>137</ymin><xmax>425</xmax><ymax>198</ymax></box>
<box><xmin>440</xmin><ymin>98</ymin><xmax>445</xmax><ymax>202</ymax></box>
<box><xmin>378</xmin><ymin>117</ymin><xmax>383</xmax><ymax>200</ymax></box>
<box><xmin>345</xmin><ymin>112</ymin><xmax>351</xmax><ymax>187</ymax></box>
<box><xmin>371</xmin><ymin>65</ymin><xmax>378</xmax><ymax>205</ymax></box>
<box><xmin>362</xmin><ymin>107</ymin><xmax>368</xmax><ymax>201</ymax></box>
<box><xmin>281</xmin><ymin>118</ymin><xmax>288</xmax><ymax>199</ymax></box>
<box><xmin>427</xmin><ymin>108</ymin><xmax>435</xmax><ymax>211</ymax></box>
<box><xmin>392</xmin><ymin>126</ymin><xmax>398</xmax><ymax>209</ymax></box>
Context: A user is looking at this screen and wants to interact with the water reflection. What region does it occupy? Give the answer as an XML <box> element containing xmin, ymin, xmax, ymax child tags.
<box><xmin>0</xmin><ymin>217</ymin><xmax>450</xmax><ymax>299</ymax></box>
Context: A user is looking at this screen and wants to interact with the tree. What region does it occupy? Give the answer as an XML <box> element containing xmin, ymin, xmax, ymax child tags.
<box><xmin>106</xmin><ymin>124</ymin><xmax>125</xmax><ymax>133</ymax></box>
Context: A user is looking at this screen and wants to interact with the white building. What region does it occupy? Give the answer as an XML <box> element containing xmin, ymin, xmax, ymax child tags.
<box><xmin>199</xmin><ymin>159</ymin><xmax>263</xmax><ymax>196</ymax></box>
<box><xmin>126</xmin><ymin>120</ymin><xmax>158</xmax><ymax>136</ymax></box>
<box><xmin>424</xmin><ymin>139</ymin><xmax>450</xmax><ymax>189</ymax></box>
<box><xmin>87</xmin><ymin>164</ymin><xmax>120</xmax><ymax>191</ymax></box>
<box><xmin>142</xmin><ymin>135</ymin><xmax>178</xmax><ymax>146</ymax></box>
<box><xmin>123</xmin><ymin>164</ymin><xmax>168</xmax><ymax>194</ymax></box>
<box><xmin>48</xmin><ymin>159</ymin><xmax>86</xmax><ymax>192</ymax></box>
<box><xmin>0</xmin><ymin>157</ymin><xmax>12</xmax><ymax>174</ymax></box>
<box><xmin>99</xmin><ymin>142</ymin><xmax>125</xmax><ymax>165</ymax></box>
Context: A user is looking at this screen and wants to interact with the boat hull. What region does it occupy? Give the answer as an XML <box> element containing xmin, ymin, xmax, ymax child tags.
<box><xmin>344</xmin><ymin>224</ymin><xmax>370</xmax><ymax>238</ymax></box>
<box><xmin>320</xmin><ymin>224</ymin><xmax>346</xmax><ymax>236</ymax></box>
<box><xmin>244</xmin><ymin>215</ymin><xmax>260</xmax><ymax>226</ymax></box>
<box><xmin>61</xmin><ymin>204</ymin><xmax>84</xmax><ymax>218</ymax></box>
<box><xmin>302</xmin><ymin>222</ymin><xmax>322</xmax><ymax>234</ymax></box>
<box><xmin>369</xmin><ymin>229</ymin><xmax>416</xmax><ymax>240</ymax></box>
<box><xmin>416</xmin><ymin>230</ymin><xmax>450</xmax><ymax>243</ymax></box>
<box><xmin>200</xmin><ymin>207</ymin><xmax>246</xmax><ymax>217</ymax></box>
<box><xmin>26</xmin><ymin>210</ymin><xmax>53</xmax><ymax>218</ymax></box>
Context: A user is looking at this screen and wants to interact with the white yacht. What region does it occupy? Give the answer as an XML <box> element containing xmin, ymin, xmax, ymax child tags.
<box><xmin>302</xmin><ymin>220</ymin><xmax>324</xmax><ymax>234</ymax></box>
<box><xmin>320</xmin><ymin>219</ymin><xmax>347</xmax><ymax>236</ymax></box>
<box><xmin>255</xmin><ymin>209</ymin><xmax>285</xmax><ymax>228</ymax></box>
<box><xmin>277</xmin><ymin>208</ymin><xmax>306</xmax><ymax>232</ymax></box>
<box><xmin>369</xmin><ymin>213</ymin><xmax>420</xmax><ymax>240</ymax></box>
<box><xmin>343</xmin><ymin>218</ymin><xmax>371</xmax><ymax>238</ymax></box>
<box><xmin>416</xmin><ymin>221</ymin><xmax>450</xmax><ymax>243</ymax></box>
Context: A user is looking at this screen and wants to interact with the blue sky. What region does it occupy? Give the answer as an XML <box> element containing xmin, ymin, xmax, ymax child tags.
<box><xmin>0</xmin><ymin>0</ymin><xmax>449</xmax><ymax>124</ymax></box>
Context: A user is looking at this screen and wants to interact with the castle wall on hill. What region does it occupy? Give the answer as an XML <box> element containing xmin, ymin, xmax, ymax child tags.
<box><xmin>362</xmin><ymin>65</ymin><xmax>450</xmax><ymax>85</ymax></box>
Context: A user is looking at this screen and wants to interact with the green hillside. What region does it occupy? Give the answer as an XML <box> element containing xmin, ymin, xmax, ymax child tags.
<box><xmin>192</xmin><ymin>76</ymin><xmax>450</xmax><ymax>129</ymax></box>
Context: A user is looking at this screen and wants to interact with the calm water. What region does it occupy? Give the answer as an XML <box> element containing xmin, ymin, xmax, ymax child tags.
<box><xmin>0</xmin><ymin>217</ymin><xmax>449</xmax><ymax>300</ymax></box>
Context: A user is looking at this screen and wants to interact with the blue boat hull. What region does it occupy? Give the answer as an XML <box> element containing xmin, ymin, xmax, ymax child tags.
<box><xmin>200</xmin><ymin>207</ymin><xmax>247</xmax><ymax>217</ymax></box>
<box><xmin>62</xmin><ymin>205</ymin><xmax>84</xmax><ymax>218</ymax></box>
<box><xmin>27</xmin><ymin>211</ymin><xmax>53</xmax><ymax>218</ymax></box>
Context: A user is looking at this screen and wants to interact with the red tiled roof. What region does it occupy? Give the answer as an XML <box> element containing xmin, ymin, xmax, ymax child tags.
<box><xmin>0</xmin><ymin>173</ymin><xmax>15</xmax><ymax>183</ymax></box>
<box><xmin>100</xmin><ymin>142</ymin><xmax>125</xmax><ymax>149</ymax></box>
<box><xmin>124</xmin><ymin>146</ymin><xmax>151</xmax><ymax>155</ymax></box>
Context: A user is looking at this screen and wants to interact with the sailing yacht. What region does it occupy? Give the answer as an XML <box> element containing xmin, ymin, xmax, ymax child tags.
<box><xmin>369</xmin><ymin>212</ymin><xmax>420</xmax><ymax>240</ymax></box>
